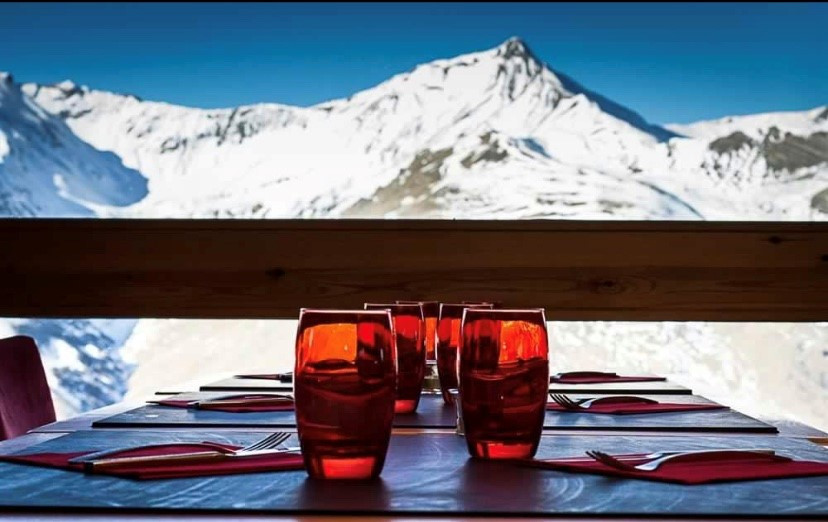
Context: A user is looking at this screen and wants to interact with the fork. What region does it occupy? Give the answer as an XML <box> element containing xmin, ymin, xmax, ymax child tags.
<box><xmin>549</xmin><ymin>393</ymin><xmax>657</xmax><ymax>410</ymax></box>
<box><xmin>586</xmin><ymin>449</ymin><xmax>777</xmax><ymax>472</ymax></box>
<box><xmin>77</xmin><ymin>432</ymin><xmax>291</xmax><ymax>463</ymax></box>
<box><xmin>86</xmin><ymin>432</ymin><xmax>292</xmax><ymax>472</ymax></box>
<box><xmin>549</xmin><ymin>393</ymin><xmax>586</xmax><ymax>410</ymax></box>
<box><xmin>232</xmin><ymin>432</ymin><xmax>292</xmax><ymax>454</ymax></box>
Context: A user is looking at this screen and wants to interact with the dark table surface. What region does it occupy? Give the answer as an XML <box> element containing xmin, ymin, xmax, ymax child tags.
<box><xmin>0</xmin><ymin>430</ymin><xmax>826</xmax><ymax>517</ymax></box>
<box><xmin>95</xmin><ymin>391</ymin><xmax>457</xmax><ymax>429</ymax></box>
<box><xmin>92</xmin><ymin>392</ymin><xmax>776</xmax><ymax>433</ymax></box>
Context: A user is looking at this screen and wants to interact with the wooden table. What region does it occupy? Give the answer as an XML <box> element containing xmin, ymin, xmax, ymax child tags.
<box><xmin>1</xmin><ymin>379</ymin><xmax>827</xmax><ymax>521</ymax></box>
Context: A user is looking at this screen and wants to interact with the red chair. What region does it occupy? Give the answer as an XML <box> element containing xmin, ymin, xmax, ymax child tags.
<box><xmin>0</xmin><ymin>335</ymin><xmax>56</xmax><ymax>440</ymax></box>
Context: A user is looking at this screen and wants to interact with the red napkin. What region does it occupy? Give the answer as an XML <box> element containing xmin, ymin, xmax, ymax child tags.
<box><xmin>235</xmin><ymin>373</ymin><xmax>293</xmax><ymax>382</ymax></box>
<box><xmin>0</xmin><ymin>442</ymin><xmax>304</xmax><ymax>480</ymax></box>
<box><xmin>520</xmin><ymin>451</ymin><xmax>828</xmax><ymax>484</ymax></box>
<box><xmin>546</xmin><ymin>397</ymin><xmax>726</xmax><ymax>415</ymax></box>
<box><xmin>550</xmin><ymin>371</ymin><xmax>666</xmax><ymax>384</ymax></box>
<box><xmin>151</xmin><ymin>394</ymin><xmax>294</xmax><ymax>413</ymax></box>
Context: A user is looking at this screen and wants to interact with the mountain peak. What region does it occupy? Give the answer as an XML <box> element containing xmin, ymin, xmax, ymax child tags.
<box><xmin>51</xmin><ymin>79</ymin><xmax>88</xmax><ymax>98</ymax></box>
<box><xmin>56</xmin><ymin>79</ymin><xmax>78</xmax><ymax>90</ymax></box>
<box><xmin>489</xmin><ymin>36</ymin><xmax>547</xmax><ymax>82</ymax></box>
<box><xmin>496</xmin><ymin>37</ymin><xmax>535</xmax><ymax>61</ymax></box>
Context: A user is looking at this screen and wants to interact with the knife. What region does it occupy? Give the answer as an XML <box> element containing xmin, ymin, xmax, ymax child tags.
<box><xmin>83</xmin><ymin>446</ymin><xmax>302</xmax><ymax>473</ymax></box>
<box><xmin>68</xmin><ymin>441</ymin><xmax>233</xmax><ymax>464</ymax></box>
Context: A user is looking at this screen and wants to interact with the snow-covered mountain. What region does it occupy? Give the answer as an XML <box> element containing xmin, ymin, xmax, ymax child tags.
<box><xmin>0</xmin><ymin>318</ymin><xmax>137</xmax><ymax>415</ymax></box>
<box><xmin>11</xmin><ymin>37</ymin><xmax>825</xmax><ymax>221</ymax></box>
<box><xmin>13</xmin><ymin>38</ymin><xmax>687</xmax><ymax>219</ymax></box>
<box><xmin>0</xmin><ymin>72</ymin><xmax>147</xmax><ymax>216</ymax></box>
<box><xmin>665</xmin><ymin>107</ymin><xmax>828</xmax><ymax>218</ymax></box>
<box><xmin>1</xmin><ymin>37</ymin><xmax>827</xmax><ymax>424</ymax></box>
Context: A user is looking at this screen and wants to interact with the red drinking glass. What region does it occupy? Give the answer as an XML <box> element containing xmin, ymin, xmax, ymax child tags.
<box><xmin>294</xmin><ymin>309</ymin><xmax>395</xmax><ymax>480</ymax></box>
<box><xmin>459</xmin><ymin>308</ymin><xmax>549</xmax><ymax>460</ymax></box>
<box><xmin>436</xmin><ymin>302</ymin><xmax>494</xmax><ymax>403</ymax></box>
<box><xmin>396</xmin><ymin>300</ymin><xmax>439</xmax><ymax>361</ymax></box>
<box><xmin>365</xmin><ymin>303</ymin><xmax>426</xmax><ymax>413</ymax></box>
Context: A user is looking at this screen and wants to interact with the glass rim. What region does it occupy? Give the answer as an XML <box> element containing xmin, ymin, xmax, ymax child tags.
<box><xmin>299</xmin><ymin>308</ymin><xmax>393</xmax><ymax>315</ymax></box>
<box><xmin>462</xmin><ymin>307</ymin><xmax>546</xmax><ymax>319</ymax></box>
<box><xmin>364</xmin><ymin>302</ymin><xmax>426</xmax><ymax>317</ymax></box>
<box><xmin>439</xmin><ymin>302</ymin><xmax>494</xmax><ymax>315</ymax></box>
<box><xmin>364</xmin><ymin>302</ymin><xmax>423</xmax><ymax>308</ymax></box>
<box><xmin>463</xmin><ymin>307</ymin><xmax>545</xmax><ymax>313</ymax></box>
<box><xmin>439</xmin><ymin>302</ymin><xmax>494</xmax><ymax>309</ymax></box>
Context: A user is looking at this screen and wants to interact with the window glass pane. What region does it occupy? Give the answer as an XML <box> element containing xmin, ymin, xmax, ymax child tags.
<box><xmin>2</xmin><ymin>3</ymin><xmax>825</xmax><ymax>439</ymax></box>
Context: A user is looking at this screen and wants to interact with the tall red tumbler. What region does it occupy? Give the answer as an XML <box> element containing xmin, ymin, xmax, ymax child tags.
<box><xmin>365</xmin><ymin>303</ymin><xmax>426</xmax><ymax>413</ymax></box>
<box><xmin>396</xmin><ymin>300</ymin><xmax>439</xmax><ymax>361</ymax></box>
<box><xmin>294</xmin><ymin>309</ymin><xmax>395</xmax><ymax>479</ymax></box>
<box><xmin>435</xmin><ymin>302</ymin><xmax>494</xmax><ymax>403</ymax></box>
<box><xmin>459</xmin><ymin>308</ymin><xmax>549</xmax><ymax>459</ymax></box>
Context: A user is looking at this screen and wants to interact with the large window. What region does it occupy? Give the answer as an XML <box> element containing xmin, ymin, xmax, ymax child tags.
<box><xmin>1</xmin><ymin>3</ymin><xmax>825</xmax><ymax>434</ymax></box>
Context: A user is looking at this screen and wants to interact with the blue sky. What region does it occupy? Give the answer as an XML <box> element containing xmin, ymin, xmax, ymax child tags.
<box><xmin>2</xmin><ymin>2</ymin><xmax>826</xmax><ymax>124</ymax></box>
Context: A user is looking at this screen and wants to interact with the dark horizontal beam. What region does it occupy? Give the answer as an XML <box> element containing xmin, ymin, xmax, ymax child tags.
<box><xmin>2</xmin><ymin>219</ymin><xmax>827</xmax><ymax>321</ymax></box>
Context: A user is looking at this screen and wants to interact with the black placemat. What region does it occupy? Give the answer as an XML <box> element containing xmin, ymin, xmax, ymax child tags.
<box><xmin>93</xmin><ymin>393</ymin><xmax>776</xmax><ymax>433</ymax></box>
<box><xmin>93</xmin><ymin>392</ymin><xmax>456</xmax><ymax>430</ymax></box>
<box><xmin>543</xmin><ymin>394</ymin><xmax>776</xmax><ymax>433</ymax></box>
<box><xmin>0</xmin><ymin>430</ymin><xmax>826</xmax><ymax>517</ymax></box>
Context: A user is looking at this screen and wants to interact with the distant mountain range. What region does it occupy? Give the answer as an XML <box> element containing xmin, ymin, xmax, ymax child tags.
<box><xmin>1</xmin><ymin>37</ymin><xmax>826</xmax><ymax>417</ymax></box>
<box><xmin>3</xmin><ymin>37</ymin><xmax>827</xmax><ymax>221</ymax></box>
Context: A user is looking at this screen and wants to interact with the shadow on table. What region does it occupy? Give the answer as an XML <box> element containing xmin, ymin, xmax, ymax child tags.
<box><xmin>458</xmin><ymin>457</ymin><xmax>547</xmax><ymax>513</ymax></box>
<box><xmin>296</xmin><ymin>476</ymin><xmax>391</xmax><ymax>512</ymax></box>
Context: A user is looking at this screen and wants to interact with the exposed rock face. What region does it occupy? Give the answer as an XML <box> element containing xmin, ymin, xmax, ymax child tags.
<box><xmin>811</xmin><ymin>187</ymin><xmax>828</xmax><ymax>214</ymax></box>
<box><xmin>709</xmin><ymin>131</ymin><xmax>755</xmax><ymax>154</ymax></box>
<box><xmin>343</xmin><ymin>147</ymin><xmax>452</xmax><ymax>217</ymax></box>
<box><xmin>461</xmin><ymin>132</ymin><xmax>509</xmax><ymax>168</ymax></box>
<box><xmin>705</xmin><ymin>127</ymin><xmax>827</xmax><ymax>183</ymax></box>
<box><xmin>764</xmin><ymin>131</ymin><xmax>828</xmax><ymax>171</ymax></box>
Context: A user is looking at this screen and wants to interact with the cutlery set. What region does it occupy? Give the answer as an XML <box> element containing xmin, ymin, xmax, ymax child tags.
<box><xmin>68</xmin><ymin>431</ymin><xmax>782</xmax><ymax>476</ymax></box>
<box><xmin>549</xmin><ymin>393</ymin><xmax>659</xmax><ymax>410</ymax></box>
<box><xmin>584</xmin><ymin>449</ymin><xmax>781</xmax><ymax>472</ymax></box>
<box><xmin>106</xmin><ymin>395</ymin><xmax>752</xmax><ymax>472</ymax></box>
<box><xmin>149</xmin><ymin>393</ymin><xmax>294</xmax><ymax>409</ymax></box>
<box><xmin>71</xmin><ymin>432</ymin><xmax>300</xmax><ymax>472</ymax></box>
<box><xmin>546</xmin><ymin>393</ymin><xmax>777</xmax><ymax>472</ymax></box>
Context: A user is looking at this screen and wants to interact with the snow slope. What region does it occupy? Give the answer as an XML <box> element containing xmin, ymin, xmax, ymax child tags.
<box><xmin>666</xmin><ymin>106</ymin><xmax>828</xmax><ymax>141</ymax></box>
<box><xmin>0</xmin><ymin>73</ymin><xmax>147</xmax><ymax>217</ymax></box>
<box><xmin>662</xmin><ymin>107</ymin><xmax>828</xmax><ymax>219</ymax></box>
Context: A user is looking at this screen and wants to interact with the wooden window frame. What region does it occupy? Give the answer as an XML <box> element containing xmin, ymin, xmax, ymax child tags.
<box><xmin>2</xmin><ymin>219</ymin><xmax>827</xmax><ymax>321</ymax></box>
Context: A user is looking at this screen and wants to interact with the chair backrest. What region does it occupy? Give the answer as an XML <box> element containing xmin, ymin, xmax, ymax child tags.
<box><xmin>0</xmin><ymin>335</ymin><xmax>56</xmax><ymax>440</ymax></box>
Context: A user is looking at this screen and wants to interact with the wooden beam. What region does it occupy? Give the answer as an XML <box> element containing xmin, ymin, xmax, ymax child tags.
<box><xmin>2</xmin><ymin>219</ymin><xmax>827</xmax><ymax>321</ymax></box>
